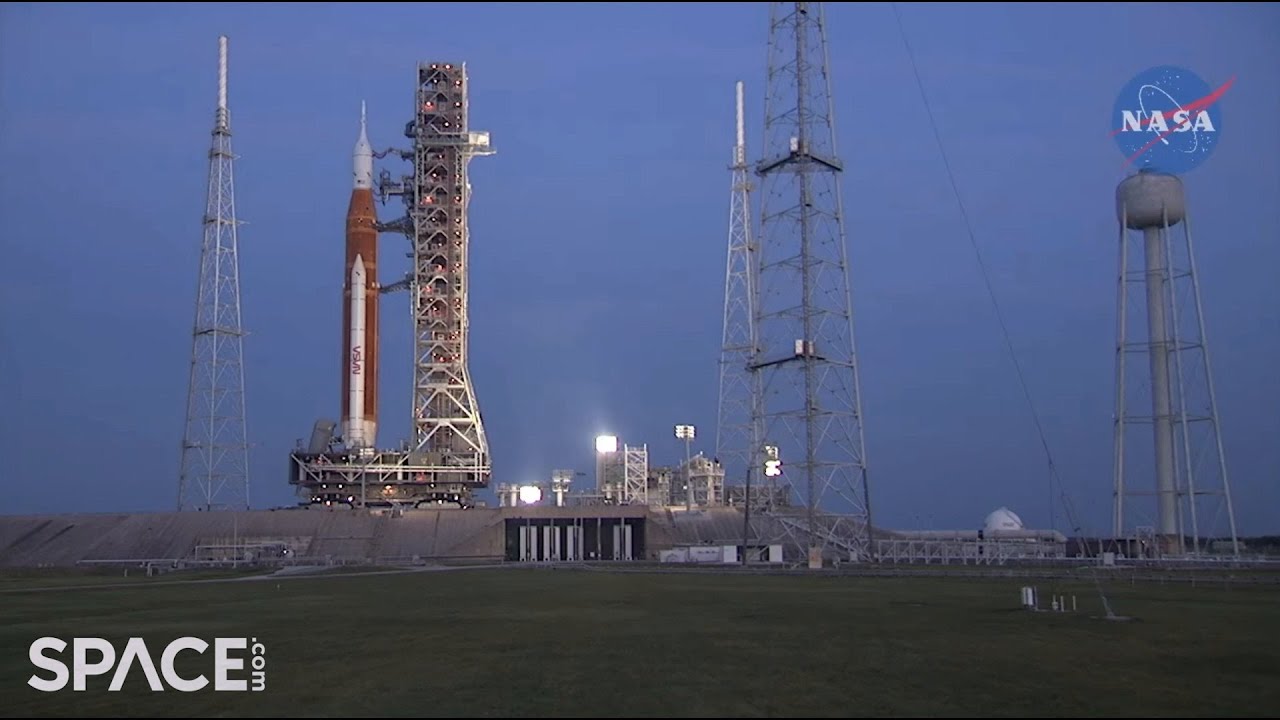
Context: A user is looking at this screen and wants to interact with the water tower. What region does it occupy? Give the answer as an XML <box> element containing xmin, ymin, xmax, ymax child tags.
<box><xmin>1111</xmin><ymin>169</ymin><xmax>1239</xmax><ymax>557</ymax></box>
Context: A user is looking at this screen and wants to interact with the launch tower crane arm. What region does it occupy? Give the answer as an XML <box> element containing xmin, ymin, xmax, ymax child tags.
<box><xmin>380</xmin><ymin>275</ymin><xmax>412</xmax><ymax>294</ymax></box>
<box><xmin>372</xmin><ymin>147</ymin><xmax>411</xmax><ymax>160</ymax></box>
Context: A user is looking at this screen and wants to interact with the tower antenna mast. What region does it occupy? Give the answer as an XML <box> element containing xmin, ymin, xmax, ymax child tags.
<box><xmin>178</xmin><ymin>35</ymin><xmax>251</xmax><ymax>511</ymax></box>
<box><xmin>753</xmin><ymin>2</ymin><xmax>873</xmax><ymax>563</ymax></box>
<box><xmin>717</xmin><ymin>80</ymin><xmax>761</xmax><ymax>519</ymax></box>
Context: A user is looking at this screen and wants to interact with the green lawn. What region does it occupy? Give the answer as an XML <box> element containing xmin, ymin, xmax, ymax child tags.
<box><xmin>1</xmin><ymin>567</ymin><xmax>1276</xmax><ymax>717</ymax></box>
<box><xmin>0</xmin><ymin>566</ymin><xmax>270</xmax><ymax>590</ymax></box>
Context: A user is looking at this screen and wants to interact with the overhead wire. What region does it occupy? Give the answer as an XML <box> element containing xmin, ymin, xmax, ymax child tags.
<box><xmin>888</xmin><ymin>2</ymin><xmax>1117</xmax><ymax>616</ymax></box>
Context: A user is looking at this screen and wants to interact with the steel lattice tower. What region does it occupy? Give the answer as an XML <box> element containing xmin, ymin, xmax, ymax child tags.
<box><xmin>178</xmin><ymin>36</ymin><xmax>250</xmax><ymax>512</ymax></box>
<box><xmin>381</xmin><ymin>62</ymin><xmax>494</xmax><ymax>488</ymax></box>
<box><xmin>753</xmin><ymin>2</ymin><xmax>872</xmax><ymax>562</ymax></box>
<box><xmin>716</xmin><ymin>81</ymin><xmax>760</xmax><ymax>496</ymax></box>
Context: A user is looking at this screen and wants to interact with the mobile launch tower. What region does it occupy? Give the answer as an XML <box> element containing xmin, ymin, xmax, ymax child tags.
<box><xmin>288</xmin><ymin>62</ymin><xmax>495</xmax><ymax>509</ymax></box>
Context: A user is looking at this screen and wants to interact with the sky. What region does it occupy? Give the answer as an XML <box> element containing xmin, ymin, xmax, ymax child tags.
<box><xmin>1</xmin><ymin>2</ymin><xmax>1277</xmax><ymax>537</ymax></box>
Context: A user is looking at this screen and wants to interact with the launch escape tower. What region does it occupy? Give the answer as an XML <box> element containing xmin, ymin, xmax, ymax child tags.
<box><xmin>1111</xmin><ymin>170</ymin><xmax>1239</xmax><ymax>556</ymax></box>
<box><xmin>287</xmin><ymin>62</ymin><xmax>493</xmax><ymax>509</ymax></box>
<box><xmin>745</xmin><ymin>2</ymin><xmax>873</xmax><ymax>563</ymax></box>
<box><xmin>178</xmin><ymin>36</ymin><xmax>251</xmax><ymax>512</ymax></box>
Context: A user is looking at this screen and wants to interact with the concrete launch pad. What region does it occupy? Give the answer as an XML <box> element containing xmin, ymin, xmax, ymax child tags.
<box><xmin>1</xmin><ymin>503</ymin><xmax>1086</xmax><ymax>570</ymax></box>
<box><xmin>0</xmin><ymin>506</ymin><xmax>809</xmax><ymax>568</ymax></box>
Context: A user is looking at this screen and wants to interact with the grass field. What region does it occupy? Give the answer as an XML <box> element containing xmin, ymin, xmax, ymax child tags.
<box><xmin>2</xmin><ymin>566</ymin><xmax>1277</xmax><ymax>717</ymax></box>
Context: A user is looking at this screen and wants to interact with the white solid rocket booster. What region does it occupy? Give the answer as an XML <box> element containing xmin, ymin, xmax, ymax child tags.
<box><xmin>346</xmin><ymin>254</ymin><xmax>367</xmax><ymax>448</ymax></box>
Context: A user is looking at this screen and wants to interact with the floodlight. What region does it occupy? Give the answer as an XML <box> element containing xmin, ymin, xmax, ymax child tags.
<box><xmin>518</xmin><ymin>485</ymin><xmax>543</xmax><ymax>505</ymax></box>
<box><xmin>595</xmin><ymin>435</ymin><xmax>618</xmax><ymax>453</ymax></box>
<box><xmin>763</xmin><ymin>445</ymin><xmax>782</xmax><ymax>477</ymax></box>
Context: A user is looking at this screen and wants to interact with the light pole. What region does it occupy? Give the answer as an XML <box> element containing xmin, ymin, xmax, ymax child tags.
<box><xmin>595</xmin><ymin>435</ymin><xmax>618</xmax><ymax>501</ymax></box>
<box><xmin>675</xmin><ymin>424</ymin><xmax>695</xmax><ymax>510</ymax></box>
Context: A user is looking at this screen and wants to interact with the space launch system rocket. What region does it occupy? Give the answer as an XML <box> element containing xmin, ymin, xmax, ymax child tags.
<box><xmin>342</xmin><ymin>102</ymin><xmax>379</xmax><ymax>449</ymax></box>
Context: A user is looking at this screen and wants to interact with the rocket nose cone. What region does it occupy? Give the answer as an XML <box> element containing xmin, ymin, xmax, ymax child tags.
<box><xmin>355</xmin><ymin>128</ymin><xmax>372</xmax><ymax>155</ymax></box>
<box><xmin>353</xmin><ymin>102</ymin><xmax>373</xmax><ymax>190</ymax></box>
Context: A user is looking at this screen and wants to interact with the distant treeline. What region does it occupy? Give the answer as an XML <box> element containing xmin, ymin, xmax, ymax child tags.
<box><xmin>1241</xmin><ymin>536</ymin><xmax>1280</xmax><ymax>552</ymax></box>
<box><xmin>1066</xmin><ymin>535</ymin><xmax>1280</xmax><ymax>557</ymax></box>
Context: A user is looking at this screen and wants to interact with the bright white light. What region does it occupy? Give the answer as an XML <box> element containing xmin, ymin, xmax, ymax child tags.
<box><xmin>595</xmin><ymin>435</ymin><xmax>618</xmax><ymax>453</ymax></box>
<box><xmin>675</xmin><ymin>424</ymin><xmax>696</xmax><ymax>440</ymax></box>
<box><xmin>764</xmin><ymin>445</ymin><xmax>781</xmax><ymax>477</ymax></box>
<box><xmin>518</xmin><ymin>485</ymin><xmax>542</xmax><ymax>504</ymax></box>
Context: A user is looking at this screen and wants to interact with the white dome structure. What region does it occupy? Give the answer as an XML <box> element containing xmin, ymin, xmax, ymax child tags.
<box><xmin>984</xmin><ymin>506</ymin><xmax>1024</xmax><ymax>532</ymax></box>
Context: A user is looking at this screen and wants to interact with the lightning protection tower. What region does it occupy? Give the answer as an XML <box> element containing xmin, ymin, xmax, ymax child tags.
<box><xmin>716</xmin><ymin>80</ymin><xmax>760</xmax><ymax>502</ymax></box>
<box><xmin>178</xmin><ymin>36</ymin><xmax>250</xmax><ymax>511</ymax></box>
<box><xmin>753</xmin><ymin>1</ymin><xmax>872</xmax><ymax>564</ymax></box>
<box><xmin>1112</xmin><ymin>169</ymin><xmax>1239</xmax><ymax>557</ymax></box>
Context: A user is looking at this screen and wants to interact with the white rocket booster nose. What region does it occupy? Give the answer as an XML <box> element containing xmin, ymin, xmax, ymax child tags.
<box><xmin>354</xmin><ymin>100</ymin><xmax>373</xmax><ymax>190</ymax></box>
<box><xmin>346</xmin><ymin>254</ymin><xmax>367</xmax><ymax>448</ymax></box>
<box><xmin>352</xmin><ymin>253</ymin><xmax>366</xmax><ymax>290</ymax></box>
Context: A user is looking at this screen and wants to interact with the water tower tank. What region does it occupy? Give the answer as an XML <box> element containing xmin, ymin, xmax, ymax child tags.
<box><xmin>1116</xmin><ymin>169</ymin><xmax>1186</xmax><ymax>230</ymax></box>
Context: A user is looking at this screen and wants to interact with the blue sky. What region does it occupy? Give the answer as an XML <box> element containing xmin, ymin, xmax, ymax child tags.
<box><xmin>1</xmin><ymin>2</ymin><xmax>1276</xmax><ymax>537</ymax></box>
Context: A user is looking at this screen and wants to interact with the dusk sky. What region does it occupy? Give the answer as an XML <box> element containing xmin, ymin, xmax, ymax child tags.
<box><xmin>2</xmin><ymin>2</ymin><xmax>1276</xmax><ymax>537</ymax></box>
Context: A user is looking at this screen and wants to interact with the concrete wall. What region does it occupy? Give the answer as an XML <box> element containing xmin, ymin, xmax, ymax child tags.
<box><xmin>0</xmin><ymin>508</ymin><xmax>504</xmax><ymax>567</ymax></box>
<box><xmin>0</xmin><ymin>505</ymin><xmax>872</xmax><ymax>567</ymax></box>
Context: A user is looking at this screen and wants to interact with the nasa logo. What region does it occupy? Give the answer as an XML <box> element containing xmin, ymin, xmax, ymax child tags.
<box><xmin>351</xmin><ymin>346</ymin><xmax>363</xmax><ymax>375</ymax></box>
<box><xmin>1111</xmin><ymin>65</ymin><xmax>1234</xmax><ymax>175</ymax></box>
